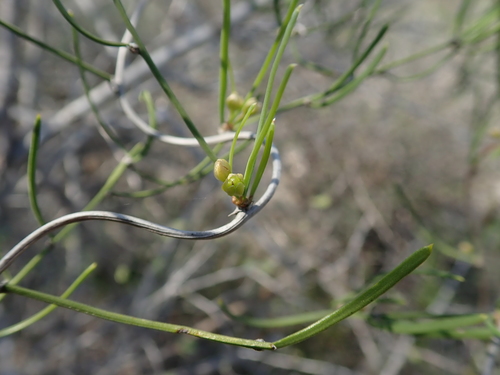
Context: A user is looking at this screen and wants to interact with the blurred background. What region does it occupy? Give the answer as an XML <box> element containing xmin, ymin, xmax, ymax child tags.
<box><xmin>1</xmin><ymin>0</ymin><xmax>500</xmax><ymax>374</ymax></box>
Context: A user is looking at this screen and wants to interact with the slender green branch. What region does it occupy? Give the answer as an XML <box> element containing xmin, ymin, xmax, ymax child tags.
<box><xmin>453</xmin><ymin>0</ymin><xmax>472</xmax><ymax>36</ymax></box>
<box><xmin>230</xmin><ymin>105</ymin><xmax>256</xmax><ymax>169</ymax></box>
<box><xmin>368</xmin><ymin>313</ymin><xmax>488</xmax><ymax>335</ymax></box>
<box><xmin>0</xmin><ymin>245</ymin><xmax>52</xmax><ymax>303</ymax></box>
<box><xmin>273</xmin><ymin>0</ymin><xmax>283</xmax><ymax>27</ymax></box>
<box><xmin>248</xmin><ymin>121</ymin><xmax>275</xmax><ymax>198</ymax></box>
<box><xmin>326</xmin><ymin>24</ymin><xmax>388</xmax><ymax>97</ymax></box>
<box><xmin>139</xmin><ymin>90</ymin><xmax>159</xmax><ymax>154</ymax></box>
<box><xmin>2</xmin><ymin>283</ymin><xmax>276</xmax><ymax>350</ymax></box>
<box><xmin>256</xmin><ymin>5</ymin><xmax>302</xmax><ymax>135</ymax></box>
<box><xmin>313</xmin><ymin>45</ymin><xmax>387</xmax><ymax>108</ymax></box>
<box><xmin>376</xmin><ymin>41</ymin><xmax>451</xmax><ymax>74</ymax></box>
<box><xmin>272</xmin><ymin>245</ymin><xmax>433</xmax><ymax>348</ymax></box>
<box><xmin>421</xmin><ymin>327</ymin><xmax>494</xmax><ymax>340</ymax></box>
<box><xmin>220</xmin><ymin>299</ymin><xmax>333</xmax><ymax>328</ymax></box>
<box><xmin>384</xmin><ymin>50</ymin><xmax>457</xmax><ymax>82</ymax></box>
<box><xmin>352</xmin><ymin>0</ymin><xmax>382</xmax><ymax>60</ymax></box>
<box><xmin>113</xmin><ymin>139</ymin><xmax>252</xmax><ymax>199</ymax></box>
<box><xmin>27</xmin><ymin>115</ymin><xmax>46</xmax><ymax>227</ymax></box>
<box><xmin>0</xmin><ymin>18</ymin><xmax>111</xmax><ymax>80</ymax></box>
<box><xmin>219</xmin><ymin>0</ymin><xmax>231</xmax><ymax>125</ymax></box>
<box><xmin>0</xmin><ymin>263</ymin><xmax>97</xmax><ymax>337</ymax></box>
<box><xmin>247</xmin><ymin>0</ymin><xmax>299</xmax><ymax>99</ymax></box>
<box><xmin>114</xmin><ymin>143</ymin><xmax>225</xmax><ymax>198</ymax></box>
<box><xmin>72</xmin><ymin>25</ymin><xmax>125</xmax><ymax>149</ymax></box>
<box><xmin>281</xmin><ymin>24</ymin><xmax>388</xmax><ymax>111</ymax></box>
<box><xmin>113</xmin><ymin>0</ymin><xmax>217</xmax><ymax>162</ymax></box>
<box><xmin>53</xmin><ymin>0</ymin><xmax>128</xmax><ymax>47</ymax></box>
<box><xmin>496</xmin><ymin>0</ymin><xmax>500</xmax><ymax>96</ymax></box>
<box><xmin>242</xmin><ymin>57</ymin><xmax>298</xmax><ymax>193</ymax></box>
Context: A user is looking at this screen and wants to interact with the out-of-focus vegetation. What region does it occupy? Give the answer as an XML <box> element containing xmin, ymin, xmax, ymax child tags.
<box><xmin>1</xmin><ymin>0</ymin><xmax>500</xmax><ymax>374</ymax></box>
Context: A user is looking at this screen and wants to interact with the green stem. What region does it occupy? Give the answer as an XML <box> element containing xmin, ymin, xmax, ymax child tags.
<box><xmin>2</xmin><ymin>283</ymin><xmax>276</xmax><ymax>350</ymax></box>
<box><xmin>220</xmin><ymin>299</ymin><xmax>333</xmax><ymax>328</ymax></box>
<box><xmin>114</xmin><ymin>143</ymin><xmax>227</xmax><ymax>198</ymax></box>
<box><xmin>53</xmin><ymin>0</ymin><xmax>128</xmax><ymax>47</ymax></box>
<box><xmin>248</xmin><ymin>121</ymin><xmax>275</xmax><ymax>198</ymax></box>
<box><xmin>0</xmin><ymin>18</ymin><xmax>111</xmax><ymax>80</ymax></box>
<box><xmin>256</xmin><ymin>5</ymin><xmax>302</xmax><ymax>136</ymax></box>
<box><xmin>72</xmin><ymin>24</ymin><xmax>125</xmax><ymax>149</ymax></box>
<box><xmin>0</xmin><ymin>245</ymin><xmax>52</xmax><ymax>302</ymax></box>
<box><xmin>229</xmin><ymin>104</ymin><xmax>256</xmax><ymax>169</ymax></box>
<box><xmin>219</xmin><ymin>0</ymin><xmax>231</xmax><ymax>125</ymax></box>
<box><xmin>113</xmin><ymin>0</ymin><xmax>217</xmax><ymax>162</ymax></box>
<box><xmin>242</xmin><ymin>62</ymin><xmax>297</xmax><ymax>194</ymax></box>
<box><xmin>369</xmin><ymin>313</ymin><xmax>488</xmax><ymax>335</ymax></box>
<box><xmin>247</xmin><ymin>0</ymin><xmax>299</xmax><ymax>99</ymax></box>
<box><xmin>272</xmin><ymin>245</ymin><xmax>433</xmax><ymax>348</ymax></box>
<box><xmin>453</xmin><ymin>0</ymin><xmax>472</xmax><ymax>36</ymax></box>
<box><xmin>0</xmin><ymin>263</ymin><xmax>97</xmax><ymax>337</ymax></box>
<box><xmin>27</xmin><ymin>115</ymin><xmax>46</xmax><ymax>226</ymax></box>
<box><xmin>352</xmin><ymin>0</ymin><xmax>382</xmax><ymax>60</ymax></box>
<box><xmin>376</xmin><ymin>41</ymin><xmax>451</xmax><ymax>74</ymax></box>
<box><xmin>281</xmin><ymin>24</ymin><xmax>388</xmax><ymax>111</ymax></box>
<box><xmin>139</xmin><ymin>90</ymin><xmax>159</xmax><ymax>154</ymax></box>
<box><xmin>313</xmin><ymin>45</ymin><xmax>387</xmax><ymax>108</ymax></box>
<box><xmin>326</xmin><ymin>24</ymin><xmax>388</xmax><ymax>97</ymax></box>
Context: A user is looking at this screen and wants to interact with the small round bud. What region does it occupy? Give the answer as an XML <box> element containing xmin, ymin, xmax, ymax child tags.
<box><xmin>242</xmin><ymin>97</ymin><xmax>259</xmax><ymax>115</ymax></box>
<box><xmin>214</xmin><ymin>159</ymin><xmax>231</xmax><ymax>182</ymax></box>
<box><xmin>226</xmin><ymin>92</ymin><xmax>244</xmax><ymax>112</ymax></box>
<box><xmin>222</xmin><ymin>173</ymin><xmax>245</xmax><ymax>197</ymax></box>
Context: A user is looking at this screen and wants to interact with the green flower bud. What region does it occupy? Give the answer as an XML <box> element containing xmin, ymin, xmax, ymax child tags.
<box><xmin>222</xmin><ymin>173</ymin><xmax>245</xmax><ymax>197</ymax></box>
<box><xmin>226</xmin><ymin>92</ymin><xmax>244</xmax><ymax>112</ymax></box>
<box><xmin>242</xmin><ymin>97</ymin><xmax>259</xmax><ymax>115</ymax></box>
<box><xmin>214</xmin><ymin>159</ymin><xmax>231</xmax><ymax>182</ymax></box>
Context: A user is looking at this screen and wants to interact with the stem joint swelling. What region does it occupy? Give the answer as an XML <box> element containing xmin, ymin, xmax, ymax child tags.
<box><xmin>128</xmin><ymin>43</ymin><xmax>140</xmax><ymax>54</ymax></box>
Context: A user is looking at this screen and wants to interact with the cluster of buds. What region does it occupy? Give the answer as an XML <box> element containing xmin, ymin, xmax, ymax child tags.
<box><xmin>214</xmin><ymin>159</ymin><xmax>250</xmax><ymax>207</ymax></box>
<box><xmin>226</xmin><ymin>92</ymin><xmax>259</xmax><ymax>116</ymax></box>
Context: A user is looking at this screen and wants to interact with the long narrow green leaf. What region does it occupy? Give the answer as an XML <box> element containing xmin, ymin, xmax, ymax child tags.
<box><xmin>272</xmin><ymin>245</ymin><xmax>433</xmax><ymax>348</ymax></box>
